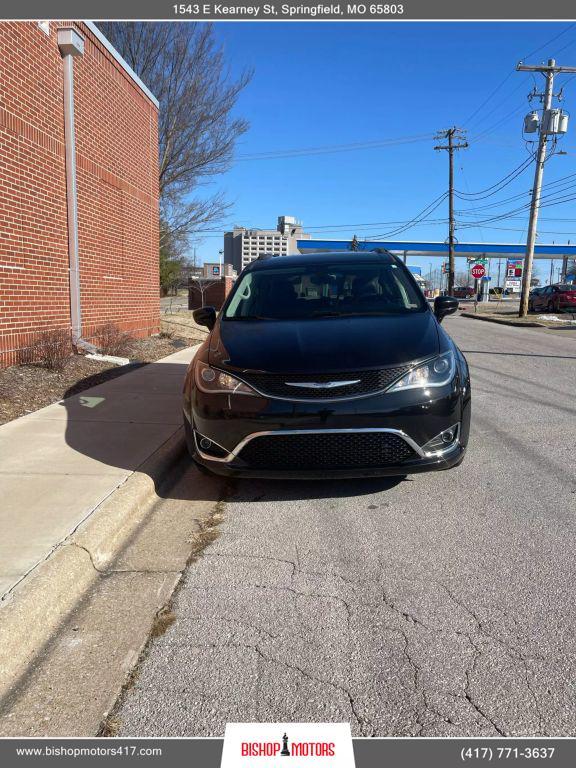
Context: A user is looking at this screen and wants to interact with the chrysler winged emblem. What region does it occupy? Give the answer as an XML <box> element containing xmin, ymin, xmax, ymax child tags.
<box><xmin>284</xmin><ymin>380</ymin><xmax>360</xmax><ymax>389</ymax></box>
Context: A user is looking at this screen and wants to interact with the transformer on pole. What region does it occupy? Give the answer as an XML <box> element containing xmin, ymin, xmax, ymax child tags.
<box><xmin>517</xmin><ymin>57</ymin><xmax>576</xmax><ymax>317</ymax></box>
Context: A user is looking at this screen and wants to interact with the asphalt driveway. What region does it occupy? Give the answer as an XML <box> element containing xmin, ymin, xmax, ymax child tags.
<box><xmin>115</xmin><ymin>315</ymin><xmax>576</xmax><ymax>737</ymax></box>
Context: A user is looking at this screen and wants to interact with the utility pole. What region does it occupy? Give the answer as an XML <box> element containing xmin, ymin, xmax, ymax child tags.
<box><xmin>435</xmin><ymin>127</ymin><xmax>468</xmax><ymax>295</ymax></box>
<box><xmin>517</xmin><ymin>58</ymin><xmax>576</xmax><ymax>316</ymax></box>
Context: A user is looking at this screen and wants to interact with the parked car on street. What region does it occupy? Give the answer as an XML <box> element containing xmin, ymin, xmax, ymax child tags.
<box><xmin>453</xmin><ymin>286</ymin><xmax>475</xmax><ymax>299</ymax></box>
<box><xmin>529</xmin><ymin>283</ymin><xmax>576</xmax><ymax>313</ymax></box>
<box><xmin>183</xmin><ymin>251</ymin><xmax>471</xmax><ymax>479</ymax></box>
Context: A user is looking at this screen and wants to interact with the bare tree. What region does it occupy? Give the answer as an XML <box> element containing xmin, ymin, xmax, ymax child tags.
<box><xmin>454</xmin><ymin>270</ymin><xmax>472</xmax><ymax>287</ymax></box>
<box><xmin>189</xmin><ymin>277</ymin><xmax>220</xmax><ymax>308</ymax></box>
<box><xmin>98</xmin><ymin>23</ymin><xmax>252</xmax><ymax>249</ymax></box>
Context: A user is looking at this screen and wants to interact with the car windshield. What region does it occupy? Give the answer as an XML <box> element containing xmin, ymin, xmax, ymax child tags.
<box><xmin>224</xmin><ymin>262</ymin><xmax>427</xmax><ymax>320</ymax></box>
<box><xmin>557</xmin><ymin>284</ymin><xmax>576</xmax><ymax>291</ymax></box>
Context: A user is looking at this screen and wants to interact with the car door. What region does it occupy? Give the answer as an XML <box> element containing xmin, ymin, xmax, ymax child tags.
<box><xmin>549</xmin><ymin>286</ymin><xmax>560</xmax><ymax>311</ymax></box>
<box><xmin>533</xmin><ymin>287</ymin><xmax>544</xmax><ymax>310</ymax></box>
<box><xmin>536</xmin><ymin>286</ymin><xmax>550</xmax><ymax>311</ymax></box>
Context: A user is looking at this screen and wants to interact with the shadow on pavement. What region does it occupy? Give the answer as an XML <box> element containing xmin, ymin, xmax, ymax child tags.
<box><xmin>62</xmin><ymin>361</ymin><xmax>406</xmax><ymax>504</ymax></box>
<box><xmin>162</xmin><ymin>461</ymin><xmax>406</xmax><ymax>503</ymax></box>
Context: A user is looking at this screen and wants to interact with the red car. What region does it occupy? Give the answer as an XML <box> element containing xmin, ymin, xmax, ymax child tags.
<box><xmin>453</xmin><ymin>286</ymin><xmax>475</xmax><ymax>299</ymax></box>
<box><xmin>529</xmin><ymin>283</ymin><xmax>576</xmax><ymax>313</ymax></box>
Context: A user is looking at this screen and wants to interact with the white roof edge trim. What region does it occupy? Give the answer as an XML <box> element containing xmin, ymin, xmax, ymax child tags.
<box><xmin>83</xmin><ymin>21</ymin><xmax>159</xmax><ymax>109</ymax></box>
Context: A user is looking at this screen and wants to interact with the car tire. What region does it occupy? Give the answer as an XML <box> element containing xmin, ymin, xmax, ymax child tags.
<box><xmin>528</xmin><ymin>301</ymin><xmax>533</xmax><ymax>313</ymax></box>
<box><xmin>547</xmin><ymin>301</ymin><xmax>554</xmax><ymax>313</ymax></box>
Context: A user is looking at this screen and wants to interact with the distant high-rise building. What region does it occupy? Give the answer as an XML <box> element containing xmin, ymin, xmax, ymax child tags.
<box><xmin>224</xmin><ymin>216</ymin><xmax>311</xmax><ymax>273</ymax></box>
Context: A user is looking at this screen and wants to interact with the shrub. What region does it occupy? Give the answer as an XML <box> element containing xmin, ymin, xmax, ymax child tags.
<box><xmin>96</xmin><ymin>323</ymin><xmax>134</xmax><ymax>357</ymax></box>
<box><xmin>24</xmin><ymin>329</ymin><xmax>71</xmax><ymax>371</ymax></box>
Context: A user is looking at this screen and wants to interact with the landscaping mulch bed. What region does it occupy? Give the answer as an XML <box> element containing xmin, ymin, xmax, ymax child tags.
<box><xmin>160</xmin><ymin>313</ymin><xmax>209</xmax><ymax>343</ymax></box>
<box><xmin>0</xmin><ymin>334</ymin><xmax>190</xmax><ymax>426</ymax></box>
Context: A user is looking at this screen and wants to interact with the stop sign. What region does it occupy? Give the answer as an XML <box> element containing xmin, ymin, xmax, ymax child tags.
<box><xmin>471</xmin><ymin>263</ymin><xmax>486</xmax><ymax>279</ymax></box>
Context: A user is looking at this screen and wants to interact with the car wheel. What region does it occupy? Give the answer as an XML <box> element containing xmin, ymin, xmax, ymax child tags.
<box><xmin>547</xmin><ymin>301</ymin><xmax>554</xmax><ymax>312</ymax></box>
<box><xmin>528</xmin><ymin>301</ymin><xmax>533</xmax><ymax>313</ymax></box>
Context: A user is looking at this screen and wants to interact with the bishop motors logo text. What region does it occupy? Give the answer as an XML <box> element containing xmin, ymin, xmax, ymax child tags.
<box><xmin>241</xmin><ymin>732</ymin><xmax>336</xmax><ymax>758</ymax></box>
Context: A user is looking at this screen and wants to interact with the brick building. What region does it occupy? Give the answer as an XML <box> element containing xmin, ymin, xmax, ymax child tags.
<box><xmin>0</xmin><ymin>21</ymin><xmax>160</xmax><ymax>366</ymax></box>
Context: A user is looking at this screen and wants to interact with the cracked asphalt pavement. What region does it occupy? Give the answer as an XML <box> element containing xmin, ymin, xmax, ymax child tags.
<box><xmin>116</xmin><ymin>315</ymin><xmax>576</xmax><ymax>737</ymax></box>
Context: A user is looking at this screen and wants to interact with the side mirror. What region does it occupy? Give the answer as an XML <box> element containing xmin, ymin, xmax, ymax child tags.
<box><xmin>193</xmin><ymin>306</ymin><xmax>217</xmax><ymax>330</ymax></box>
<box><xmin>434</xmin><ymin>295</ymin><xmax>459</xmax><ymax>323</ymax></box>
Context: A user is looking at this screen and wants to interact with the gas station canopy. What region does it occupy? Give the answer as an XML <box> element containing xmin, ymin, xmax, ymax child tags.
<box><xmin>296</xmin><ymin>239</ymin><xmax>576</xmax><ymax>260</ymax></box>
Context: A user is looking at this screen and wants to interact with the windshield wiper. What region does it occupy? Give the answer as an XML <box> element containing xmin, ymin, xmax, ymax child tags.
<box><xmin>228</xmin><ymin>315</ymin><xmax>271</xmax><ymax>321</ymax></box>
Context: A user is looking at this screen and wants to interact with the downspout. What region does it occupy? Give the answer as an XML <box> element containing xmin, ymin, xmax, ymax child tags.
<box><xmin>57</xmin><ymin>28</ymin><xmax>96</xmax><ymax>353</ymax></box>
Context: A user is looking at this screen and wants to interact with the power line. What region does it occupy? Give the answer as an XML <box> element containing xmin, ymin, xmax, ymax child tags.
<box><xmin>458</xmin><ymin>161</ymin><xmax>486</xmax><ymax>244</ymax></box>
<box><xmin>522</xmin><ymin>23</ymin><xmax>576</xmax><ymax>60</ymax></box>
<box><xmin>453</xmin><ymin>154</ymin><xmax>535</xmax><ymax>198</ymax></box>
<box><xmin>367</xmin><ymin>191</ymin><xmax>449</xmax><ymax>240</ymax></box>
<box><xmin>471</xmin><ymin>102</ymin><xmax>530</xmax><ymax>143</ymax></box>
<box><xmin>236</xmin><ymin>133</ymin><xmax>434</xmax><ymax>161</ymax></box>
<box><xmin>466</xmin><ymin>78</ymin><xmax>529</xmax><ymax>134</ymax></box>
<box><xmin>462</xmin><ymin>72</ymin><xmax>515</xmax><ymax>127</ymax></box>
<box><xmin>461</xmin><ymin>26</ymin><xmax>575</xmax><ymax>129</ymax></box>
<box><xmin>455</xmin><ymin>171</ymin><xmax>576</xmax><ymax>212</ymax></box>
<box><xmin>457</xmin><ymin>187</ymin><xmax>576</xmax><ymax>230</ymax></box>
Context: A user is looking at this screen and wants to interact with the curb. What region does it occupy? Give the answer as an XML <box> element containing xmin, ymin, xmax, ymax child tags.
<box><xmin>459</xmin><ymin>312</ymin><xmax>543</xmax><ymax>328</ymax></box>
<box><xmin>0</xmin><ymin>427</ymin><xmax>186</xmax><ymax>705</ymax></box>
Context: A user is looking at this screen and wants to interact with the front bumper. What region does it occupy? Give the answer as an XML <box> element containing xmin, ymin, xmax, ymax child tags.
<box><xmin>183</xmin><ymin>373</ymin><xmax>470</xmax><ymax>478</ymax></box>
<box><xmin>184</xmin><ymin>416</ymin><xmax>465</xmax><ymax>478</ymax></box>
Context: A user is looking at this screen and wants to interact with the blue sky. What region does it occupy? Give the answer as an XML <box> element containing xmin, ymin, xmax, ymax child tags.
<box><xmin>195</xmin><ymin>22</ymin><xmax>576</xmax><ymax>284</ymax></box>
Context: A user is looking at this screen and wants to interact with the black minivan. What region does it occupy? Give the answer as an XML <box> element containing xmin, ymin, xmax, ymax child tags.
<box><xmin>183</xmin><ymin>251</ymin><xmax>471</xmax><ymax>478</ymax></box>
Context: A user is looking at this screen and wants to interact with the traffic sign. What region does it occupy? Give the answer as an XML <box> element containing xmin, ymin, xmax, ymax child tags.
<box><xmin>471</xmin><ymin>264</ymin><xmax>486</xmax><ymax>279</ymax></box>
<box><xmin>482</xmin><ymin>275</ymin><xmax>491</xmax><ymax>281</ymax></box>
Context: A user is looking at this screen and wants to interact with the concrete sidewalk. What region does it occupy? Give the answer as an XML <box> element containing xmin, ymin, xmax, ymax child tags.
<box><xmin>0</xmin><ymin>346</ymin><xmax>196</xmax><ymax>599</ymax></box>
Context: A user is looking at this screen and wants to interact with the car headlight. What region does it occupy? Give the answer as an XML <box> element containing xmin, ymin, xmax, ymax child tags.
<box><xmin>194</xmin><ymin>360</ymin><xmax>257</xmax><ymax>396</ymax></box>
<box><xmin>388</xmin><ymin>351</ymin><xmax>456</xmax><ymax>392</ymax></box>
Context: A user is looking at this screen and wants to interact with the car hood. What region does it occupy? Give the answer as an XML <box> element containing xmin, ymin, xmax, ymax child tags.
<box><xmin>208</xmin><ymin>312</ymin><xmax>440</xmax><ymax>373</ymax></box>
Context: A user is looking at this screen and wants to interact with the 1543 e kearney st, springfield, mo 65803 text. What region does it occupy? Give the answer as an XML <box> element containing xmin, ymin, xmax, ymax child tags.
<box><xmin>172</xmin><ymin>4</ymin><xmax>406</xmax><ymax>17</ymax></box>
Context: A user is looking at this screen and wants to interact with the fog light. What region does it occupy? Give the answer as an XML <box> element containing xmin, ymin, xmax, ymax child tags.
<box><xmin>194</xmin><ymin>432</ymin><xmax>229</xmax><ymax>459</ymax></box>
<box><xmin>201</xmin><ymin>367</ymin><xmax>216</xmax><ymax>383</ymax></box>
<box><xmin>422</xmin><ymin>423</ymin><xmax>460</xmax><ymax>455</ymax></box>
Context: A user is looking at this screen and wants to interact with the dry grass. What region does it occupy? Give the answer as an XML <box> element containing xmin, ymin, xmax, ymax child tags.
<box><xmin>150</xmin><ymin>607</ymin><xmax>176</xmax><ymax>638</ymax></box>
<box><xmin>99</xmin><ymin>715</ymin><xmax>122</xmax><ymax>737</ymax></box>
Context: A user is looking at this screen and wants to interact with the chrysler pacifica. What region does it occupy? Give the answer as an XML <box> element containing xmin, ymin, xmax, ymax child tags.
<box><xmin>183</xmin><ymin>250</ymin><xmax>471</xmax><ymax>478</ymax></box>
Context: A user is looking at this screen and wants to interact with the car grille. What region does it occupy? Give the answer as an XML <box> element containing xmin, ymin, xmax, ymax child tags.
<box><xmin>237</xmin><ymin>431</ymin><xmax>417</xmax><ymax>470</ymax></box>
<box><xmin>238</xmin><ymin>366</ymin><xmax>411</xmax><ymax>400</ymax></box>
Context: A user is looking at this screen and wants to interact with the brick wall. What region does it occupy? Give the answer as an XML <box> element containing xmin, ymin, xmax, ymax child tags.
<box><xmin>0</xmin><ymin>21</ymin><xmax>160</xmax><ymax>367</ymax></box>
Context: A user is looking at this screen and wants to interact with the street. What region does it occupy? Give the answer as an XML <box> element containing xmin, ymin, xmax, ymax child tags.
<box><xmin>115</xmin><ymin>315</ymin><xmax>576</xmax><ymax>738</ymax></box>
